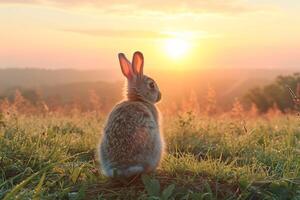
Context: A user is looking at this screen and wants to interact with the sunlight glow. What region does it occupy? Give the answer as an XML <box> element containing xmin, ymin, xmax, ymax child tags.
<box><xmin>164</xmin><ymin>38</ymin><xmax>190</xmax><ymax>59</ymax></box>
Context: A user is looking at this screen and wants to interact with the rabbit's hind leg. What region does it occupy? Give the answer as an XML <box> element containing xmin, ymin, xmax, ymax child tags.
<box><xmin>105</xmin><ymin>165</ymin><xmax>145</xmax><ymax>178</ymax></box>
<box><xmin>119</xmin><ymin>165</ymin><xmax>145</xmax><ymax>177</ymax></box>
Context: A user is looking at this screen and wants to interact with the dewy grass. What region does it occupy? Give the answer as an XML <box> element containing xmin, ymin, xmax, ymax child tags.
<box><xmin>0</xmin><ymin>113</ymin><xmax>299</xmax><ymax>199</ymax></box>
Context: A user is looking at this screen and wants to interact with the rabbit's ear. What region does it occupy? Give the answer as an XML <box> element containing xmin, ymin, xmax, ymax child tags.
<box><xmin>118</xmin><ymin>53</ymin><xmax>133</xmax><ymax>79</ymax></box>
<box><xmin>132</xmin><ymin>51</ymin><xmax>144</xmax><ymax>77</ymax></box>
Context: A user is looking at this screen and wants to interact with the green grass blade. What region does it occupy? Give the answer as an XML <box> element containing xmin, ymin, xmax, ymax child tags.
<box><xmin>33</xmin><ymin>172</ymin><xmax>46</xmax><ymax>200</ymax></box>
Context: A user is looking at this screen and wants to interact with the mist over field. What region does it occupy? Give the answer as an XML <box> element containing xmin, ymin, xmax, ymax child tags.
<box><xmin>0</xmin><ymin>68</ymin><xmax>298</xmax><ymax>113</ymax></box>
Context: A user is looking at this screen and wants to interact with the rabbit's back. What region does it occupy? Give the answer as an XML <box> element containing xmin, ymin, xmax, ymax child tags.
<box><xmin>100</xmin><ymin>101</ymin><xmax>162</xmax><ymax>176</ymax></box>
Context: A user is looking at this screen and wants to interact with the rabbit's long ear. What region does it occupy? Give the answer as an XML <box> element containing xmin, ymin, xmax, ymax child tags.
<box><xmin>118</xmin><ymin>53</ymin><xmax>133</xmax><ymax>79</ymax></box>
<box><xmin>132</xmin><ymin>51</ymin><xmax>144</xmax><ymax>77</ymax></box>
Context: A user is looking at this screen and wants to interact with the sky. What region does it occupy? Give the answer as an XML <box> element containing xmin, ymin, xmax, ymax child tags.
<box><xmin>0</xmin><ymin>0</ymin><xmax>299</xmax><ymax>70</ymax></box>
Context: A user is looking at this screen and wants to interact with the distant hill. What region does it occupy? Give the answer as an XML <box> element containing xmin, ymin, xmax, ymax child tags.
<box><xmin>0</xmin><ymin>68</ymin><xmax>298</xmax><ymax>111</ymax></box>
<box><xmin>0</xmin><ymin>68</ymin><xmax>121</xmax><ymax>92</ymax></box>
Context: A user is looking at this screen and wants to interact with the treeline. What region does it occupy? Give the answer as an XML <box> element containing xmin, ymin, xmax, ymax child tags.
<box><xmin>244</xmin><ymin>73</ymin><xmax>300</xmax><ymax>113</ymax></box>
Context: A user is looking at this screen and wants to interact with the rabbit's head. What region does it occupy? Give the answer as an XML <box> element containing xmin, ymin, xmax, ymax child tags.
<box><xmin>118</xmin><ymin>51</ymin><xmax>161</xmax><ymax>104</ymax></box>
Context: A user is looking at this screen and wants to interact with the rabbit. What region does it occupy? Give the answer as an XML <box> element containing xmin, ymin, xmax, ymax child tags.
<box><xmin>99</xmin><ymin>51</ymin><xmax>164</xmax><ymax>178</ymax></box>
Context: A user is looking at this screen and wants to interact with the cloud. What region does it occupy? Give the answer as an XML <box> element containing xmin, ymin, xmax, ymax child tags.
<box><xmin>0</xmin><ymin>0</ymin><xmax>262</xmax><ymax>15</ymax></box>
<box><xmin>62</xmin><ymin>29</ymin><xmax>213</xmax><ymax>40</ymax></box>
<box><xmin>62</xmin><ymin>29</ymin><xmax>168</xmax><ymax>39</ymax></box>
<box><xmin>0</xmin><ymin>0</ymin><xmax>39</xmax><ymax>3</ymax></box>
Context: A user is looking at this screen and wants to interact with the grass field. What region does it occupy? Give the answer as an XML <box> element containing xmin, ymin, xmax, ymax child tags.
<box><xmin>0</xmin><ymin>112</ymin><xmax>299</xmax><ymax>199</ymax></box>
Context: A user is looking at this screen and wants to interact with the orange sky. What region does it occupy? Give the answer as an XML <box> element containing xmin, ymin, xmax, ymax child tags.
<box><xmin>0</xmin><ymin>0</ymin><xmax>299</xmax><ymax>70</ymax></box>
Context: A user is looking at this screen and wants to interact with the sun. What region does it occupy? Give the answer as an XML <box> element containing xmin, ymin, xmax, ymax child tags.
<box><xmin>164</xmin><ymin>38</ymin><xmax>190</xmax><ymax>59</ymax></box>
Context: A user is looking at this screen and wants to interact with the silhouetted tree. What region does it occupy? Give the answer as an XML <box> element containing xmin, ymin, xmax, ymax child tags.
<box><xmin>231</xmin><ymin>98</ymin><xmax>245</xmax><ymax>118</ymax></box>
<box><xmin>205</xmin><ymin>86</ymin><xmax>217</xmax><ymax>115</ymax></box>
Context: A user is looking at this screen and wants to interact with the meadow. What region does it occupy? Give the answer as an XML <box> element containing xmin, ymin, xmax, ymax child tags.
<box><xmin>0</xmin><ymin>111</ymin><xmax>299</xmax><ymax>200</ymax></box>
<box><xmin>2</xmin><ymin>0</ymin><xmax>300</xmax><ymax>199</ymax></box>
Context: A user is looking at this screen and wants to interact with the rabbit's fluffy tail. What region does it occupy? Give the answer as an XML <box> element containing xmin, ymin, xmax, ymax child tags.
<box><xmin>103</xmin><ymin>165</ymin><xmax>145</xmax><ymax>178</ymax></box>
